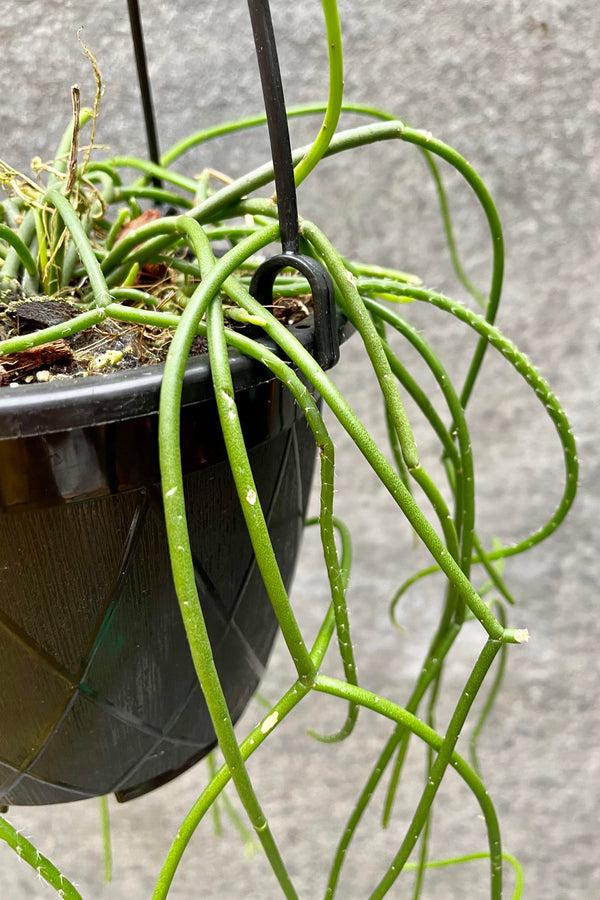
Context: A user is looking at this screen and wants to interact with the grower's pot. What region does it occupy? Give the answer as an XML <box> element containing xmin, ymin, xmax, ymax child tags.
<box><xmin>0</xmin><ymin>313</ymin><xmax>345</xmax><ymax>806</ymax></box>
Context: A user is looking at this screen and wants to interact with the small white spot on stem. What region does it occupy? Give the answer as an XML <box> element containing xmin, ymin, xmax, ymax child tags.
<box><xmin>246</xmin><ymin>488</ymin><xmax>257</xmax><ymax>505</ymax></box>
<box><xmin>261</xmin><ymin>711</ymin><xmax>279</xmax><ymax>734</ymax></box>
<box><xmin>166</xmin><ymin>487</ymin><xmax>177</xmax><ymax>497</ymax></box>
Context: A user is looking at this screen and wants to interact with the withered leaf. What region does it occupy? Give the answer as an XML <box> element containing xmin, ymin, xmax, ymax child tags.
<box><xmin>115</xmin><ymin>209</ymin><xmax>162</xmax><ymax>244</ymax></box>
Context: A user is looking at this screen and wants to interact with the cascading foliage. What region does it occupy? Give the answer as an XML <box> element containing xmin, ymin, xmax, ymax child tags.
<box><xmin>0</xmin><ymin>1</ymin><xmax>577</xmax><ymax>897</ymax></box>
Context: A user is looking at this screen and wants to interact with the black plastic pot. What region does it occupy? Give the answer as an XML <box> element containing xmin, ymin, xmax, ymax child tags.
<box><xmin>0</xmin><ymin>315</ymin><xmax>346</xmax><ymax>806</ymax></box>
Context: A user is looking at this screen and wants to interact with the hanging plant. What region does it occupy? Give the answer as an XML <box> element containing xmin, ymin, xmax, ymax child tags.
<box><xmin>0</xmin><ymin>1</ymin><xmax>577</xmax><ymax>897</ymax></box>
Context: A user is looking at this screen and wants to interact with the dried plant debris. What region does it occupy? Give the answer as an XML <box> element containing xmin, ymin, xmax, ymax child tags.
<box><xmin>0</xmin><ymin>289</ymin><xmax>311</xmax><ymax>386</ymax></box>
<box><xmin>114</xmin><ymin>208</ymin><xmax>162</xmax><ymax>243</ymax></box>
<box><xmin>0</xmin><ymin>340</ymin><xmax>73</xmax><ymax>385</ymax></box>
<box><xmin>0</xmin><ymin>294</ymin><xmax>183</xmax><ymax>385</ymax></box>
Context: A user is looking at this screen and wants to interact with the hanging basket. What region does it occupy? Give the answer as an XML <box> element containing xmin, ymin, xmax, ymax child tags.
<box><xmin>0</xmin><ymin>0</ymin><xmax>347</xmax><ymax>808</ymax></box>
<box><xmin>0</xmin><ymin>315</ymin><xmax>346</xmax><ymax>805</ymax></box>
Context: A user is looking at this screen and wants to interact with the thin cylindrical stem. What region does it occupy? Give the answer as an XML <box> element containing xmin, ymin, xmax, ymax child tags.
<box><xmin>0</xmin><ymin>816</ymin><xmax>82</xmax><ymax>899</ymax></box>
<box><xmin>367</xmin><ymin>640</ymin><xmax>503</xmax><ymax>899</ymax></box>
<box><xmin>46</xmin><ymin>189</ymin><xmax>112</xmax><ymax>307</ymax></box>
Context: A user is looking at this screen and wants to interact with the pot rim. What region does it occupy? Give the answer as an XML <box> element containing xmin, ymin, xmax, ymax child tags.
<box><xmin>0</xmin><ymin>311</ymin><xmax>350</xmax><ymax>440</ymax></box>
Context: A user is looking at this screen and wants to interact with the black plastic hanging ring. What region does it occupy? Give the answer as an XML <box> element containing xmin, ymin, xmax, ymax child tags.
<box><xmin>249</xmin><ymin>252</ymin><xmax>340</xmax><ymax>371</ymax></box>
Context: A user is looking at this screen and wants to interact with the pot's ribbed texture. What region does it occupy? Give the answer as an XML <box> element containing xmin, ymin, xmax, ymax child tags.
<box><xmin>0</xmin><ymin>365</ymin><xmax>317</xmax><ymax>805</ymax></box>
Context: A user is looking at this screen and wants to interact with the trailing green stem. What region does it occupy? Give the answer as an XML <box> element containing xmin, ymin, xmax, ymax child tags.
<box><xmin>154</xmin><ymin>512</ymin><xmax>352</xmax><ymax>900</ymax></box>
<box><xmin>303</xmin><ymin>220</ymin><xmax>419</xmax><ymax>468</ymax></box>
<box><xmin>0</xmin><ymin>816</ymin><xmax>82</xmax><ymax>899</ymax></box>
<box><xmin>365</xmin><ymin>300</ymin><xmax>477</xmax><ymax>585</ymax></box>
<box><xmin>324</xmin><ymin>621</ymin><xmax>461</xmax><ymax>898</ymax></box>
<box><xmin>469</xmin><ymin>605</ymin><xmax>509</xmax><ymax>776</ymax></box>
<box><xmin>153</xmin><ymin>344</ymin><xmax>352</xmax><ymax>897</ymax></box>
<box><xmin>203</xmin><ymin>277</ymin><xmax>315</xmax><ymax>683</ymax></box>
<box><xmin>205</xmin><ymin>293</ymin><xmax>298</xmax><ymax>897</ymax></box>
<box><xmin>421</xmin><ymin>149</ymin><xmax>487</xmax><ymax>308</ymax></box>
<box><xmin>293</xmin><ymin>0</ymin><xmax>344</xmax><ymax>187</ymax></box>
<box><xmin>0</xmin><ymin>307</ymin><xmax>106</xmax><ymax>356</ymax></box>
<box><xmin>367</xmin><ymin>639</ymin><xmax>503</xmax><ymax>898</ymax></box>
<box><xmin>220</xmin><ymin>268</ymin><xmax>521</xmax><ymax>641</ymax></box>
<box><xmin>99</xmin><ymin>796</ymin><xmax>112</xmax><ymax>884</ymax></box>
<box><xmin>220</xmin><ymin>279</ymin><xmax>358</xmax><ymax>716</ymax></box>
<box><xmin>0</xmin><ymin>223</ymin><xmax>38</xmax><ymax>278</ymax></box>
<box><xmin>0</xmin><ymin>212</ymin><xmax>37</xmax><ymax>281</ymax></box>
<box><xmin>473</xmin><ymin>534</ymin><xmax>515</xmax><ymax>607</ymax></box>
<box><xmin>409</xmin><ymin>464</ymin><xmax>460</xmax><ymax>564</ymax></box>
<box><xmin>46</xmin><ymin>189</ymin><xmax>112</xmax><ymax>306</ymax></box>
<box><xmin>153</xmin><ymin>679</ymin><xmax>310</xmax><ymax>900</ymax></box>
<box><xmin>365</xmin><ymin>290</ymin><xmax>578</xmax><ymax>559</ymax></box>
<box><xmin>314</xmin><ymin>667</ymin><xmax>504</xmax><ymax>898</ymax></box>
<box><xmin>158</xmin><ymin>218</ymin><xmax>300</xmax><ymax>898</ymax></box>
<box><xmin>106</xmin><ymin>156</ymin><xmax>200</xmax><ymax>193</ymax></box>
<box><xmin>403</xmin><ymin>852</ymin><xmax>523</xmax><ymax>898</ymax></box>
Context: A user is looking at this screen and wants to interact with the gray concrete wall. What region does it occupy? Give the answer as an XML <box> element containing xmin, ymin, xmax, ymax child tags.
<box><xmin>1</xmin><ymin>0</ymin><xmax>598</xmax><ymax>897</ymax></box>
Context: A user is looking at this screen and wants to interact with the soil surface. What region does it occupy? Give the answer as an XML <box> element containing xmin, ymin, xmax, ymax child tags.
<box><xmin>0</xmin><ymin>288</ymin><xmax>311</xmax><ymax>387</ymax></box>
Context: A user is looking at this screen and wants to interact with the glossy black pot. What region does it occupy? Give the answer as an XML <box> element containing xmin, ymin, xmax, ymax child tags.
<box><xmin>0</xmin><ymin>316</ymin><xmax>345</xmax><ymax>806</ymax></box>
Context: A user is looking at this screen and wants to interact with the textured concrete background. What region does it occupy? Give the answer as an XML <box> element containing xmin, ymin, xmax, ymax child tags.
<box><xmin>1</xmin><ymin>0</ymin><xmax>598</xmax><ymax>897</ymax></box>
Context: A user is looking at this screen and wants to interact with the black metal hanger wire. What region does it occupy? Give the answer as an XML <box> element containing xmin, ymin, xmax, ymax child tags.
<box><xmin>127</xmin><ymin>0</ymin><xmax>161</xmax><ymax>185</ymax></box>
